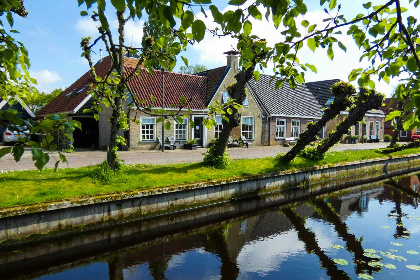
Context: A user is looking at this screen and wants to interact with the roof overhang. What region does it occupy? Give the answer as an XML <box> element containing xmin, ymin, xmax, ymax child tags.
<box><xmin>269</xmin><ymin>114</ymin><xmax>321</xmax><ymax>119</ymax></box>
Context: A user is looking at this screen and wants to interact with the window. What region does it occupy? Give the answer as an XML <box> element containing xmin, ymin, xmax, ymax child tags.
<box><xmin>355</xmin><ymin>124</ymin><xmax>360</xmax><ymax>136</ymax></box>
<box><xmin>362</xmin><ymin>123</ymin><xmax>367</xmax><ymax>136</ymax></box>
<box><xmin>318</xmin><ymin>126</ymin><xmax>325</xmax><ymax>139</ymax></box>
<box><xmin>275</xmin><ymin>119</ymin><xmax>286</xmax><ymax>139</ymax></box>
<box><xmin>214</xmin><ymin>116</ymin><xmax>223</xmax><ymax>138</ymax></box>
<box><xmin>222</xmin><ymin>91</ymin><xmax>229</xmax><ymax>104</ymax></box>
<box><xmin>241</xmin><ymin>117</ymin><xmax>254</xmax><ymax>140</ymax></box>
<box><xmin>175</xmin><ymin>118</ymin><xmax>188</xmax><ymax>141</ymax></box>
<box><xmin>369</xmin><ymin>121</ymin><xmax>374</xmax><ymax>136</ymax></box>
<box><xmin>243</xmin><ymin>95</ymin><xmax>249</xmax><ymax>106</ymax></box>
<box><xmin>400</xmin><ymin>130</ymin><xmax>407</xmax><ymax>137</ymax></box>
<box><xmin>291</xmin><ymin>119</ymin><xmax>300</xmax><ymax>138</ymax></box>
<box><xmin>140</xmin><ymin>117</ymin><xmax>155</xmax><ymax>142</ymax></box>
<box><xmin>376</xmin><ymin>121</ymin><xmax>380</xmax><ymax>138</ymax></box>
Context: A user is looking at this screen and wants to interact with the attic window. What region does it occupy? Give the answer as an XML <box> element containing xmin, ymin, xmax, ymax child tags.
<box><xmin>222</xmin><ymin>91</ymin><xmax>229</xmax><ymax>104</ymax></box>
<box><xmin>66</xmin><ymin>85</ymin><xmax>88</xmax><ymax>98</ymax></box>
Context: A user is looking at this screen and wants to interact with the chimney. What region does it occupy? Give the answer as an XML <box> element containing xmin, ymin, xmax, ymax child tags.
<box><xmin>99</xmin><ymin>49</ymin><xmax>103</xmax><ymax>62</ymax></box>
<box><xmin>224</xmin><ymin>50</ymin><xmax>240</xmax><ymax>72</ymax></box>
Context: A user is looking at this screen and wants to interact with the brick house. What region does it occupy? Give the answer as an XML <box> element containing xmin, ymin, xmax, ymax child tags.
<box><xmin>38</xmin><ymin>54</ymin><xmax>385</xmax><ymax>149</ymax></box>
<box><xmin>381</xmin><ymin>98</ymin><xmax>414</xmax><ymax>142</ymax></box>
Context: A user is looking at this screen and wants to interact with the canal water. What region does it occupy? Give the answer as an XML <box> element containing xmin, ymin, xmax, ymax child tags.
<box><xmin>1</xmin><ymin>173</ymin><xmax>420</xmax><ymax>279</ymax></box>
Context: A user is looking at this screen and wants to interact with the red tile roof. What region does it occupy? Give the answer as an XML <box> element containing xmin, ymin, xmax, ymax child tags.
<box><xmin>37</xmin><ymin>56</ymin><xmax>212</xmax><ymax>116</ymax></box>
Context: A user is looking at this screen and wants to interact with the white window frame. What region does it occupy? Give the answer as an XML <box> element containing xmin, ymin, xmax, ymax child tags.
<box><xmin>376</xmin><ymin>121</ymin><xmax>380</xmax><ymax>138</ymax></box>
<box><xmin>241</xmin><ymin>116</ymin><xmax>254</xmax><ymax>140</ymax></box>
<box><xmin>354</xmin><ymin>123</ymin><xmax>360</xmax><ymax>136</ymax></box>
<box><xmin>174</xmin><ymin>118</ymin><xmax>188</xmax><ymax>141</ymax></box>
<box><xmin>140</xmin><ymin>117</ymin><xmax>156</xmax><ymax>142</ymax></box>
<box><xmin>318</xmin><ymin>126</ymin><xmax>326</xmax><ymax>139</ymax></box>
<box><xmin>369</xmin><ymin>121</ymin><xmax>374</xmax><ymax>136</ymax></box>
<box><xmin>291</xmin><ymin>119</ymin><xmax>301</xmax><ymax>138</ymax></box>
<box><xmin>214</xmin><ymin>116</ymin><xmax>223</xmax><ymax>138</ymax></box>
<box><xmin>275</xmin><ymin>118</ymin><xmax>286</xmax><ymax>139</ymax></box>
<box><xmin>222</xmin><ymin>90</ymin><xmax>229</xmax><ymax>104</ymax></box>
<box><xmin>243</xmin><ymin>95</ymin><xmax>249</xmax><ymax>107</ymax></box>
<box><xmin>400</xmin><ymin>130</ymin><xmax>407</xmax><ymax>137</ymax></box>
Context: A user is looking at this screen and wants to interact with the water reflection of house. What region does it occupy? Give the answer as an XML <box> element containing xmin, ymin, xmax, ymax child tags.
<box><xmin>0</xmin><ymin>185</ymin><xmax>389</xmax><ymax>280</ymax></box>
<box><xmin>377</xmin><ymin>175</ymin><xmax>420</xmax><ymax>206</ymax></box>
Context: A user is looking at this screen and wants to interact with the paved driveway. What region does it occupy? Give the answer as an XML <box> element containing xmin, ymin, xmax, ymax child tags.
<box><xmin>0</xmin><ymin>142</ymin><xmax>389</xmax><ymax>171</ymax></box>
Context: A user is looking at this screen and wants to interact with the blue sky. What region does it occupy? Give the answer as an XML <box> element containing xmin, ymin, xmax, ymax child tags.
<box><xmin>10</xmin><ymin>0</ymin><xmax>413</xmax><ymax>95</ymax></box>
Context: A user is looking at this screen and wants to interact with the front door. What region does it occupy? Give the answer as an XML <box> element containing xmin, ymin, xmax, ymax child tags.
<box><xmin>193</xmin><ymin>117</ymin><xmax>204</xmax><ymax>147</ymax></box>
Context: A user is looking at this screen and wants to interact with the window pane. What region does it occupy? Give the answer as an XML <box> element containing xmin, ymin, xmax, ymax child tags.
<box><xmin>175</xmin><ymin>118</ymin><xmax>187</xmax><ymax>141</ymax></box>
<box><xmin>242</xmin><ymin>117</ymin><xmax>253</xmax><ymax>140</ymax></box>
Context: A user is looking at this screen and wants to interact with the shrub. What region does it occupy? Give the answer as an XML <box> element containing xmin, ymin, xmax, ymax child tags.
<box><xmin>90</xmin><ymin>160</ymin><xmax>125</xmax><ymax>184</ymax></box>
<box><xmin>203</xmin><ymin>139</ymin><xmax>229</xmax><ymax>169</ymax></box>
<box><xmin>283</xmin><ymin>142</ymin><xmax>290</xmax><ymax>147</ymax></box>
<box><xmin>384</xmin><ymin>134</ymin><xmax>392</xmax><ymax>142</ymax></box>
<box><xmin>300</xmin><ymin>146</ymin><xmax>325</xmax><ymax>161</ymax></box>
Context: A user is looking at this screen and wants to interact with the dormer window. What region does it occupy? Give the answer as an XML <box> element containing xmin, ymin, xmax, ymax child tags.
<box><xmin>222</xmin><ymin>91</ymin><xmax>229</xmax><ymax>104</ymax></box>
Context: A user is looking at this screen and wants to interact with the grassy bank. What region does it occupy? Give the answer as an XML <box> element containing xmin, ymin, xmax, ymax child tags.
<box><xmin>1</xmin><ymin>147</ymin><xmax>420</xmax><ymax>209</ymax></box>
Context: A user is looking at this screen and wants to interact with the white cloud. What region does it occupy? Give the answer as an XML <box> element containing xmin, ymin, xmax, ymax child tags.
<box><xmin>75</xmin><ymin>18</ymin><xmax>99</xmax><ymax>35</ymax></box>
<box><xmin>30</xmin><ymin>69</ymin><xmax>63</xmax><ymax>92</ymax></box>
<box><xmin>124</xmin><ymin>20</ymin><xmax>145</xmax><ymax>46</ymax></box>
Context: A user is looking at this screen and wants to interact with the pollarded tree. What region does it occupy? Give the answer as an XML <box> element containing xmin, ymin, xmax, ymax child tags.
<box><xmin>78</xmin><ymin>0</ymin><xmax>212</xmax><ymax>170</ymax></box>
<box><xmin>280</xmin><ymin>82</ymin><xmax>356</xmax><ymax>164</ymax></box>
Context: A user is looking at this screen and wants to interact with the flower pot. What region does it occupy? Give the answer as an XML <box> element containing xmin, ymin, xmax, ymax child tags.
<box><xmin>184</xmin><ymin>143</ymin><xmax>197</xmax><ymax>150</ymax></box>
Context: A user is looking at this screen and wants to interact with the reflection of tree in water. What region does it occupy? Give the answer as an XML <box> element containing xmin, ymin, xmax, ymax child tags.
<box><xmin>386</xmin><ymin>180</ymin><xmax>413</xmax><ymax>239</ymax></box>
<box><xmin>204</xmin><ymin>225</ymin><xmax>240</xmax><ymax>280</ymax></box>
<box><xmin>312</xmin><ymin>199</ymin><xmax>380</xmax><ymax>275</ymax></box>
<box><xmin>280</xmin><ymin>207</ymin><xmax>351</xmax><ymax>280</ymax></box>
<box><xmin>108</xmin><ymin>256</ymin><xmax>124</xmax><ymax>280</ymax></box>
<box><xmin>148</xmin><ymin>256</ymin><xmax>170</xmax><ymax>280</ymax></box>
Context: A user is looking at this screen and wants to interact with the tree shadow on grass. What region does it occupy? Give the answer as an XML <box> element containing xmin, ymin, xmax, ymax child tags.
<box><xmin>124</xmin><ymin>162</ymin><xmax>209</xmax><ymax>176</ymax></box>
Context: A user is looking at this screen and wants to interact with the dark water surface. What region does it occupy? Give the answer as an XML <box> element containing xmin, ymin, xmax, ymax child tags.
<box><xmin>2</xmin><ymin>174</ymin><xmax>420</xmax><ymax>280</ymax></box>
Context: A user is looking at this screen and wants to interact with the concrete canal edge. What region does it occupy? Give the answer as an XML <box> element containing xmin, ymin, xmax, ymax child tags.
<box><xmin>1</xmin><ymin>153</ymin><xmax>420</xmax><ymax>244</ymax></box>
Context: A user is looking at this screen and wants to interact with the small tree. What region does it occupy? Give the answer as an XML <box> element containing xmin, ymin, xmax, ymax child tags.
<box><xmin>179</xmin><ymin>64</ymin><xmax>207</xmax><ymax>74</ymax></box>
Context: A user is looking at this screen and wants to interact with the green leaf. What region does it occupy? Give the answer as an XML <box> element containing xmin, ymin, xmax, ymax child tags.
<box><xmin>327</xmin><ymin>44</ymin><xmax>334</xmax><ymax>60</ymax></box>
<box><xmin>192</xmin><ymin>20</ymin><xmax>206</xmax><ymax>42</ymax></box>
<box><xmin>407</xmin><ymin>250</ymin><xmax>419</xmax><ymax>255</ymax></box>
<box><xmin>329</xmin><ymin>0</ymin><xmax>337</xmax><ymax>9</ymax></box>
<box><xmin>407</xmin><ymin>56</ymin><xmax>418</xmax><ymax>72</ymax></box>
<box><xmin>31</xmin><ymin>146</ymin><xmax>40</xmax><ymax>161</ymax></box>
<box><xmin>406</xmin><ymin>265</ymin><xmax>420</xmax><ymax>271</ymax></box>
<box><xmin>0</xmin><ymin>147</ymin><xmax>12</xmax><ymax>159</ymax></box>
<box><xmin>301</xmin><ymin>20</ymin><xmax>309</xmax><ymax>28</ymax></box>
<box><xmin>98</xmin><ymin>9</ymin><xmax>109</xmax><ymax>31</ymax></box>
<box><xmin>181</xmin><ymin>56</ymin><xmax>188</xmax><ymax>67</ymax></box>
<box><xmin>253</xmin><ymin>71</ymin><xmax>261</xmax><ymax>81</ymax></box>
<box><xmin>80</xmin><ymin>11</ymin><xmax>88</xmax><ymax>16</ymax></box>
<box><xmin>209</xmin><ymin>5</ymin><xmax>223</xmax><ymax>23</ymax></box>
<box><xmin>228</xmin><ymin>0</ymin><xmax>246</xmax><ymax>5</ymax></box>
<box><xmin>12</xmin><ymin>146</ymin><xmax>24</xmax><ymax>162</ymax></box>
<box><xmin>332</xmin><ymin>245</ymin><xmax>345</xmax><ymax>249</ymax></box>
<box><xmin>307</xmin><ymin>38</ymin><xmax>316</xmax><ymax>52</ymax></box>
<box><xmin>358</xmin><ymin>273</ymin><xmax>374</xmax><ymax>279</ymax></box>
<box><xmin>363</xmin><ymin>2</ymin><xmax>372</xmax><ymax>9</ymax></box>
<box><xmin>338</xmin><ymin>42</ymin><xmax>347</xmax><ymax>52</ymax></box>
<box><xmin>54</xmin><ymin>160</ymin><xmax>60</xmax><ymax>172</ymax></box>
<box><xmin>364</xmin><ymin>249</ymin><xmax>377</xmax><ymax>253</ymax></box>
<box><xmin>305</xmin><ymin>63</ymin><xmax>317</xmax><ymax>73</ymax></box>
<box><xmin>97</xmin><ymin>0</ymin><xmax>106</xmax><ymax>10</ymax></box>
<box><xmin>35</xmin><ymin>151</ymin><xmax>49</xmax><ymax>171</ymax></box>
<box><xmin>308</xmin><ymin>24</ymin><xmax>317</xmax><ymax>33</ymax></box>
<box><xmin>333</xmin><ymin>258</ymin><xmax>348</xmax><ymax>266</ymax></box>
<box><xmin>111</xmin><ymin>0</ymin><xmax>125</xmax><ymax>12</ymax></box>
<box><xmin>243</xmin><ymin>20</ymin><xmax>252</xmax><ymax>36</ymax></box>
<box><xmin>164</xmin><ymin>121</ymin><xmax>171</xmax><ymax>130</ymax></box>
<box><xmin>249</xmin><ymin>5</ymin><xmax>262</xmax><ymax>20</ymax></box>
<box><xmin>384</xmin><ymin>263</ymin><xmax>397</xmax><ymax>269</ymax></box>
<box><xmin>391</xmin><ymin>242</ymin><xmax>404</xmax><ymax>247</ymax></box>
<box><xmin>59</xmin><ymin>152</ymin><xmax>67</xmax><ymax>164</ymax></box>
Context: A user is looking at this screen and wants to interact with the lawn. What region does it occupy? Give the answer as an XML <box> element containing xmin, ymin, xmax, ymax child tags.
<box><xmin>1</xmin><ymin>147</ymin><xmax>420</xmax><ymax>209</ymax></box>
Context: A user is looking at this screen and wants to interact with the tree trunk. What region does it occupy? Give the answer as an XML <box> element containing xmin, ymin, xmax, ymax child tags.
<box><xmin>317</xmin><ymin>92</ymin><xmax>383</xmax><ymax>155</ymax></box>
<box><xmin>107</xmin><ymin>96</ymin><xmax>123</xmax><ymax>170</ymax></box>
<box><xmin>213</xmin><ymin>67</ymin><xmax>254</xmax><ymax>157</ymax></box>
<box><xmin>281</xmin><ymin>81</ymin><xmax>355</xmax><ymax>164</ymax></box>
<box><xmin>389</xmin><ymin>100</ymin><xmax>404</xmax><ymax>148</ymax></box>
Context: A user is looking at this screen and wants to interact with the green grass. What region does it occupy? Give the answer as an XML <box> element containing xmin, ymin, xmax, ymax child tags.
<box><xmin>1</xmin><ymin>147</ymin><xmax>420</xmax><ymax>209</ymax></box>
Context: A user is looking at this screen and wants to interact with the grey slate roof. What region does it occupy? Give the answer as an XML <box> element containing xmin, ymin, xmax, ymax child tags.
<box><xmin>247</xmin><ymin>74</ymin><xmax>328</xmax><ymax>118</ymax></box>
<box><xmin>305</xmin><ymin>79</ymin><xmax>340</xmax><ymax>107</ymax></box>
